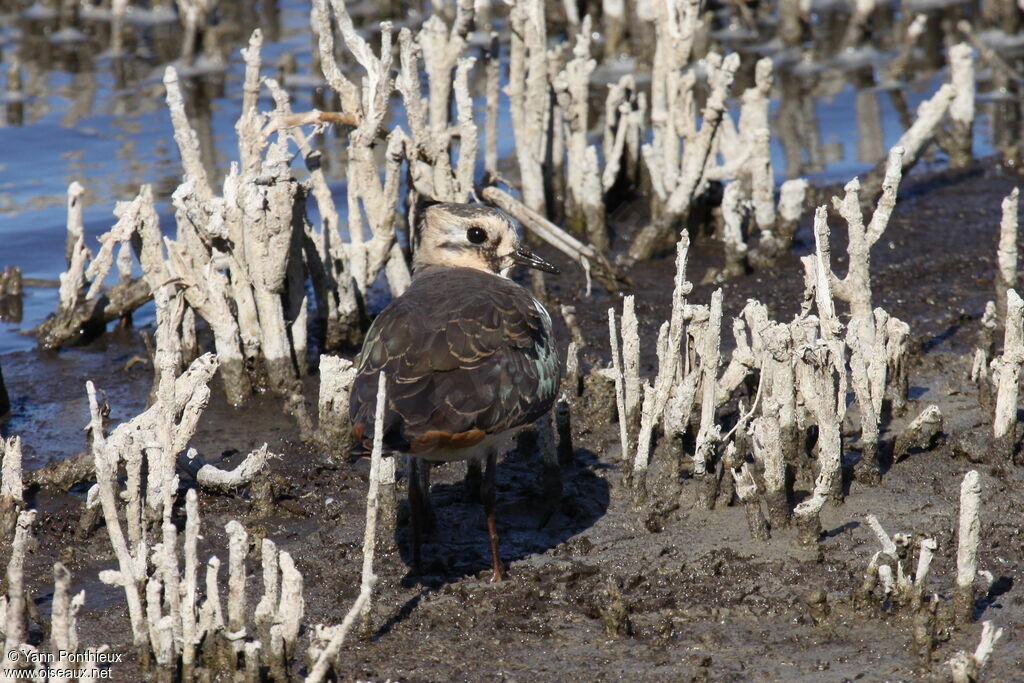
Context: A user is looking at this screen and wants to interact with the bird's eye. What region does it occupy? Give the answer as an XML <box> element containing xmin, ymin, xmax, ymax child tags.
<box><xmin>467</xmin><ymin>227</ymin><xmax>488</xmax><ymax>244</ymax></box>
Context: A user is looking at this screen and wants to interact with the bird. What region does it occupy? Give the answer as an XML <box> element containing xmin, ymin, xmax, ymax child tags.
<box><xmin>349</xmin><ymin>202</ymin><xmax>561</xmax><ymax>582</ymax></box>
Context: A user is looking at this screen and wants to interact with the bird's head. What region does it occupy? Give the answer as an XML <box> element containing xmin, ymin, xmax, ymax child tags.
<box><xmin>413</xmin><ymin>202</ymin><xmax>559</xmax><ymax>277</ymax></box>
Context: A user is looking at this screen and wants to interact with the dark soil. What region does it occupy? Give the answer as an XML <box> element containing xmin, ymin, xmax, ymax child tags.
<box><xmin>1</xmin><ymin>158</ymin><xmax>1023</xmax><ymax>681</ymax></box>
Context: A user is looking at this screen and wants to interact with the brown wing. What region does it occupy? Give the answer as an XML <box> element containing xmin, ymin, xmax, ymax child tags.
<box><xmin>349</xmin><ymin>267</ymin><xmax>560</xmax><ymax>453</ymax></box>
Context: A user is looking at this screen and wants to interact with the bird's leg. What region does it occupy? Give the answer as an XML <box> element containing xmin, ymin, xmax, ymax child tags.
<box><xmin>407</xmin><ymin>457</ymin><xmax>424</xmax><ymax>574</ymax></box>
<box><xmin>415</xmin><ymin>457</ymin><xmax>436</xmax><ymax>533</ymax></box>
<box><xmin>464</xmin><ymin>458</ymin><xmax>482</xmax><ymax>503</ymax></box>
<box><xmin>482</xmin><ymin>449</ymin><xmax>505</xmax><ymax>582</ymax></box>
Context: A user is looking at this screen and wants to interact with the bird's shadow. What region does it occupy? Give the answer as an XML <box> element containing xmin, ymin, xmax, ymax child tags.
<box><xmin>392</xmin><ymin>444</ymin><xmax>609</xmax><ymax>588</ymax></box>
<box><xmin>975</xmin><ymin>575</ymin><xmax>1014</xmax><ymax>621</ymax></box>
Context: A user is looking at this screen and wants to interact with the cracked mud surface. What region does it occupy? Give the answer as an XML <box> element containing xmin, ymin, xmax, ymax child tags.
<box><xmin>1</xmin><ymin>158</ymin><xmax>1023</xmax><ymax>680</ymax></box>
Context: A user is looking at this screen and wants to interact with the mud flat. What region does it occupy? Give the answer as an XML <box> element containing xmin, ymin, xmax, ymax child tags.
<box><xmin>0</xmin><ymin>156</ymin><xmax>1018</xmax><ymax>680</ymax></box>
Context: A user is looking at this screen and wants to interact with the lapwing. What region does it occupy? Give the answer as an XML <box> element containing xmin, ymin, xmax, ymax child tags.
<box><xmin>349</xmin><ymin>202</ymin><xmax>561</xmax><ymax>582</ymax></box>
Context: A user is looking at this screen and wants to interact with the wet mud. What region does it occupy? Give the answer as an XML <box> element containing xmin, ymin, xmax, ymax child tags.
<box><xmin>1</xmin><ymin>157</ymin><xmax>1023</xmax><ymax>680</ymax></box>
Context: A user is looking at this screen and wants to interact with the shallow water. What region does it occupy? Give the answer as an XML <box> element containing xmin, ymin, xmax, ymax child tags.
<box><xmin>0</xmin><ymin>1</ymin><xmax>1008</xmax><ymax>353</ymax></box>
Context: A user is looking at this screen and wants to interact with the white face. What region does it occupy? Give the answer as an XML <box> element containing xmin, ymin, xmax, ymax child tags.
<box><xmin>414</xmin><ymin>203</ymin><xmax>557</xmax><ymax>276</ymax></box>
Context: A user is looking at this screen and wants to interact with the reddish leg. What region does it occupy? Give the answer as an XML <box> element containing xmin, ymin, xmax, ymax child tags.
<box><xmin>482</xmin><ymin>450</ymin><xmax>505</xmax><ymax>582</ymax></box>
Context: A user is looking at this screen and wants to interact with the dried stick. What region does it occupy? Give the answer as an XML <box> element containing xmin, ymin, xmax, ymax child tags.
<box><xmin>395</xmin><ymin>21</ymin><xmax>476</xmax><ymax>203</ymax></box>
<box><xmin>481</xmin><ymin>185</ymin><xmax>619</xmax><ymax>290</ymax></box>
<box><xmin>716</xmin><ymin>304</ymin><xmax>764</xmax><ymax>407</ymax></box>
<box><xmin>198</xmin><ymin>557</ymin><xmax>225</xmax><ymax>662</ymax></box>
<box><xmin>81</xmin><ymin>203</ymin><xmax>139</xmax><ymax>300</ymax></box>
<box><xmin>954</xmin><ymin>470</ymin><xmax>981</xmax><ymax>624</ymax></box>
<box><xmin>895</xmin><ymin>83</ymin><xmax>956</xmax><ymax>167</ymax></box>
<box><xmin>634</xmin><ymin>234</ymin><xmax>692</xmax><ymax>474</ymax></box>
<box><xmin>884</xmin><ymin>14</ymin><xmax>927</xmax><ymax>83</ymax></box>
<box><xmin>947</xmin><ymin>43</ymin><xmax>975</xmax><ymax>169</ymax></box>
<box><xmin>318</xmin><ymin>356</ymin><xmax>359</xmax><ymax>454</ymax></box>
<box><xmin>820</xmin><ymin>147</ymin><xmax>905</xmax><ymax>482</ymax></box>
<box><xmin>856</xmin><ymin>551</ymin><xmax>884</xmax><ymax>605</ymax></box>
<box><xmin>721</xmin><ymin>182</ymin><xmax>748</xmax><ymax>277</ymax></box>
<box><xmin>310</xmin><ymin>0</ymin><xmax>360</xmax><ymax>115</ymax></box>
<box><xmin>563</xmin><ymin>338</ymin><xmax>581</xmax><ymax>398</ymax></box>
<box><xmin>248</xmin><ymin>540</ymin><xmax>275</xmax><ymax>644</ymax></box>
<box><xmin>38</xmin><ymin>196</ymin><xmax>152</xmax><ymax>352</ymax></box>
<box><xmin>452</xmin><ymin>58</ymin><xmax>478</xmax><ymax>202</ymax></box>
<box><xmin>803</xmin><ymin>208</ymin><xmax>841</xmax><ymax>341</ymax></box>
<box><xmin>756</xmin><ymin>322</ymin><xmax>798</xmax><ymax>463</ymax></box>
<box><xmin>751</xmin><ymin>398</ymin><xmax>789</xmax><ymax>528</ymax></box>
<box><xmin>158</xmin><ymin>239</ymin><xmax>251</xmax><ymax>405</ymax></box>
<box><xmin>65</xmin><ymin>181</ymin><xmax>85</xmax><ymax>267</ymax></box>
<box><xmin>556</xmin><ymin>16</ymin><xmax>607</xmax><ymax>249</ymax></box>
<box><xmin>996</xmin><ymin>188</ymin><xmax>1019</xmax><ymax>322</ymax></box>
<box><xmin>505</xmin><ymin>0</ymin><xmax>549</xmax><ymax>215</ymax></box>
<box><xmin>862</xmin><ymin>86</ymin><xmax>953</xmax><ymax>201</ymax></box>
<box><xmin>163</xmin><ymin>66</ymin><xmax>213</xmax><ymax>202</ymax></box>
<box><xmin>865</xmin><ymin>513</ymin><xmax>899</xmax><ymax>557</ymax></box>
<box><xmin>262</xmin><ymin>110</ymin><xmax>360</xmax><ymax>138</ymax></box>
<box><xmin>608</xmin><ymin>307</ymin><xmax>631</xmax><ymax>462</ymax></box>
<box><xmin>236</xmin><ymin>28</ymin><xmax>266</xmax><ymax>174</ymax></box>
<box><xmin>949</xmin><ymin>621</ymin><xmax>1005</xmax><ymax>682</ymax></box>
<box><xmin>225</xmin><ymin>520</ymin><xmax>248</xmax><ymax>642</ymax></box>
<box><xmin>240</xmin><ymin>29</ymin><xmax>263</xmax><ymax>118</ymax></box>
<box><xmin>957</xmin><ymin>19</ymin><xmax>1024</xmax><ymax>82</ymax></box>
<box><xmin>663</xmin><ymin>303</ymin><xmax>706</xmax><ymax>443</ymax></box>
<box><xmin>992</xmin><ymin>289</ymin><xmax>1024</xmax><ymax>460</ymax></box>
<box><xmin>2</xmin><ymin>509</ymin><xmax>36</xmax><ymax>668</ymax></box>
<box><xmin>263</xmin><ymin>78</ymin><xmax>362</xmax><ymax>351</ymax></box>
<box><xmin>418</xmin><ymin>0</ymin><xmax>474</xmax><ymax>139</ymax></box>
<box><xmin>54</xmin><ymin>229</ymin><xmax>85</xmax><ymax>296</ymax></box>
<box><xmin>693</xmin><ymin>289</ymin><xmax>723</xmax><ymax>509</ymax></box>
<box><xmin>883</xmin><ymin>312</ymin><xmax>911</xmax><ymax>416</ymax></box>
<box><xmin>972</xmin><ymin>301</ymin><xmax>999</xmax><ymax>414</ymax></box>
<box><xmin>484</xmin><ymin>31</ymin><xmax>500</xmax><ymax>180</ymax></box>
<box><xmin>87</xmin><ymin>380</ymin><xmax>148</xmax><ymax>654</ymax></box>
<box><xmin>839</xmin><ymin>0</ymin><xmax>877</xmax><ymax>50</ymax></box>
<box><xmin>911</xmin><ymin>537</ymin><xmax>937</xmax><ymax>610</ymax></box>
<box><xmin>276</xmin><ymin>551</ymin><xmax>304</xmax><ymax>667</ymax></box>
<box><xmin>629</xmin><ymin>51</ymin><xmax>740</xmax><ymax>263</ymax></box>
<box><xmin>178</xmin><ymin>445</ymin><xmax>272</xmax><ymax>491</ymax></box>
<box><xmin>793</xmin><ymin>341</ymin><xmax>845</xmax><ymax>547</ymax></box>
<box><xmin>602</xmin><ymin>75</ymin><xmax>645</xmax><ymax>193</ymax></box>
<box><xmin>740</xmin><ymin>60</ymin><xmax>775</xmax><ymax>226</ymax></box>
<box><xmin>180</xmin><ymin>489</ymin><xmax>200</xmax><ymax>676</ymax></box>
<box><xmin>313</xmin><ymin>0</ymin><xmax>407</xmax><ymax>298</ymax></box>
<box><xmin>646</xmin><ymin>0</ymin><xmax>700</xmax><ymax>200</ymax></box>
<box><xmin>50</xmin><ymin>562</ymin><xmax>86</xmax><ymax>674</ymax></box>
<box><xmin>235</xmin><ymin>140</ymin><xmax>306</xmax><ymax>392</ymax></box>
<box><xmin>621</xmin><ymin>297</ymin><xmax>641</xmax><ymax>450</ymax></box>
<box><xmin>305</xmin><ymin>372</ymin><xmax>384</xmax><ymax>682</ymax></box>
<box><xmin>90</xmin><ymin>305</ymin><xmax>222</xmax><ymax>667</ymax></box>
<box><xmin>732</xmin><ymin>459</ymin><xmax>770</xmax><ymax>541</ymax></box>
<box><xmin>892</xmin><ymin>405</ymin><xmax>943</xmax><ymax>463</ymax></box>
<box><xmin>0</xmin><ymin>437</ymin><xmax>24</xmax><ymax>539</ymax></box>
<box><xmin>751</xmin><ymin>176</ymin><xmax>808</xmax><ymax>265</ymax></box>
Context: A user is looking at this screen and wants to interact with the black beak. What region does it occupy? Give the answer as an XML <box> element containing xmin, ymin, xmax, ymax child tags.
<box><xmin>511</xmin><ymin>245</ymin><xmax>560</xmax><ymax>274</ymax></box>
